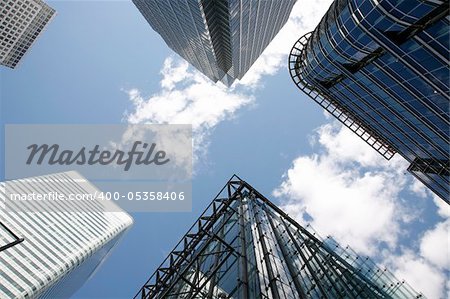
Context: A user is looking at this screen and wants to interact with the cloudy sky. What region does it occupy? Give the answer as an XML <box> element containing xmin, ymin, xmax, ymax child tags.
<box><xmin>1</xmin><ymin>0</ymin><xmax>448</xmax><ymax>298</ymax></box>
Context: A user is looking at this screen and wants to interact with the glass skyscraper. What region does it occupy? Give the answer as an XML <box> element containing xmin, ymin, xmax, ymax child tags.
<box><xmin>135</xmin><ymin>175</ymin><xmax>423</xmax><ymax>298</ymax></box>
<box><xmin>289</xmin><ymin>0</ymin><xmax>449</xmax><ymax>203</ymax></box>
<box><xmin>0</xmin><ymin>0</ymin><xmax>55</xmax><ymax>69</ymax></box>
<box><xmin>0</xmin><ymin>171</ymin><xmax>133</xmax><ymax>298</ymax></box>
<box><xmin>133</xmin><ymin>0</ymin><xmax>296</xmax><ymax>86</ymax></box>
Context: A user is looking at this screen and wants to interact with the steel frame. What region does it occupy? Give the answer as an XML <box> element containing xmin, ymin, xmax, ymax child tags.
<box><xmin>0</xmin><ymin>220</ymin><xmax>24</xmax><ymax>252</ymax></box>
<box><xmin>134</xmin><ymin>175</ymin><xmax>423</xmax><ymax>299</ymax></box>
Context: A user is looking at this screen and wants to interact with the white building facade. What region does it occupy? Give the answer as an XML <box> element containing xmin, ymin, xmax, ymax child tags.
<box><xmin>0</xmin><ymin>171</ymin><xmax>133</xmax><ymax>299</ymax></box>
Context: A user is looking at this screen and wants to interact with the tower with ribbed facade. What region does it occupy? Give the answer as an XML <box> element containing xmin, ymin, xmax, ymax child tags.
<box><xmin>135</xmin><ymin>175</ymin><xmax>423</xmax><ymax>298</ymax></box>
<box><xmin>133</xmin><ymin>0</ymin><xmax>296</xmax><ymax>86</ymax></box>
<box><xmin>0</xmin><ymin>171</ymin><xmax>133</xmax><ymax>299</ymax></box>
<box><xmin>289</xmin><ymin>0</ymin><xmax>449</xmax><ymax>203</ymax></box>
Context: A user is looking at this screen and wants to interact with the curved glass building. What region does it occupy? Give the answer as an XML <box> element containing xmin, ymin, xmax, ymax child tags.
<box><xmin>289</xmin><ymin>0</ymin><xmax>449</xmax><ymax>203</ymax></box>
<box><xmin>135</xmin><ymin>175</ymin><xmax>424</xmax><ymax>299</ymax></box>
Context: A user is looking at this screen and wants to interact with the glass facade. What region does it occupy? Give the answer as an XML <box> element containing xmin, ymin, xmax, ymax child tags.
<box><xmin>135</xmin><ymin>175</ymin><xmax>423</xmax><ymax>299</ymax></box>
<box><xmin>132</xmin><ymin>0</ymin><xmax>296</xmax><ymax>86</ymax></box>
<box><xmin>0</xmin><ymin>171</ymin><xmax>133</xmax><ymax>299</ymax></box>
<box><xmin>289</xmin><ymin>0</ymin><xmax>449</xmax><ymax>203</ymax></box>
<box><xmin>0</xmin><ymin>0</ymin><xmax>55</xmax><ymax>69</ymax></box>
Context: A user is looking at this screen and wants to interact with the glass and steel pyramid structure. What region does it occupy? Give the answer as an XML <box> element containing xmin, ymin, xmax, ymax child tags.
<box><xmin>135</xmin><ymin>175</ymin><xmax>423</xmax><ymax>299</ymax></box>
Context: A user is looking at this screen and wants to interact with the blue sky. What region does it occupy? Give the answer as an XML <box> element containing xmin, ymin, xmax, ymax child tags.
<box><xmin>1</xmin><ymin>1</ymin><xmax>448</xmax><ymax>298</ymax></box>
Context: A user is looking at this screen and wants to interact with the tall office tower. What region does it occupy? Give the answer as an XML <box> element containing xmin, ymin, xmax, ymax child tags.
<box><xmin>289</xmin><ymin>0</ymin><xmax>449</xmax><ymax>203</ymax></box>
<box><xmin>0</xmin><ymin>171</ymin><xmax>133</xmax><ymax>298</ymax></box>
<box><xmin>135</xmin><ymin>175</ymin><xmax>423</xmax><ymax>298</ymax></box>
<box><xmin>0</xmin><ymin>0</ymin><xmax>55</xmax><ymax>69</ymax></box>
<box><xmin>133</xmin><ymin>0</ymin><xmax>296</xmax><ymax>86</ymax></box>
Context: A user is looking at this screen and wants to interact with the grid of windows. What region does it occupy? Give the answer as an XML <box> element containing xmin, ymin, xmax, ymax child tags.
<box><xmin>132</xmin><ymin>0</ymin><xmax>296</xmax><ymax>86</ymax></box>
<box><xmin>0</xmin><ymin>171</ymin><xmax>133</xmax><ymax>299</ymax></box>
<box><xmin>290</xmin><ymin>0</ymin><xmax>449</xmax><ymax>202</ymax></box>
<box><xmin>0</xmin><ymin>0</ymin><xmax>55</xmax><ymax>69</ymax></box>
<box><xmin>135</xmin><ymin>176</ymin><xmax>424</xmax><ymax>298</ymax></box>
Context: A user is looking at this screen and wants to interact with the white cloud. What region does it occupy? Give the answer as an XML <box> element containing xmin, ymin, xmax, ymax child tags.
<box><xmin>385</xmin><ymin>251</ymin><xmax>447</xmax><ymax>299</ymax></box>
<box><xmin>410</xmin><ymin>179</ymin><xmax>429</xmax><ymax>198</ymax></box>
<box><xmin>274</xmin><ymin>120</ymin><xmax>450</xmax><ymax>298</ymax></box>
<box><xmin>124</xmin><ymin>57</ymin><xmax>255</xmax><ymax>164</ymax></box>
<box><xmin>316</xmin><ymin>122</ymin><xmax>397</xmax><ymax>167</ymax></box>
<box><xmin>126</xmin><ymin>58</ymin><xmax>254</xmax><ymax>129</ymax></box>
<box><xmin>274</xmin><ymin>121</ymin><xmax>410</xmax><ymax>255</ymax></box>
<box><xmin>433</xmin><ymin>194</ymin><xmax>450</xmax><ymax>219</ymax></box>
<box><xmin>392</xmin><ymin>201</ymin><xmax>449</xmax><ymax>298</ymax></box>
<box><xmin>420</xmin><ymin>220</ymin><xmax>450</xmax><ymax>270</ymax></box>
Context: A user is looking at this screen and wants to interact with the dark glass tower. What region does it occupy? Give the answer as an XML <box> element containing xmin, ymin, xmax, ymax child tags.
<box><xmin>288</xmin><ymin>0</ymin><xmax>449</xmax><ymax>203</ymax></box>
<box><xmin>135</xmin><ymin>175</ymin><xmax>423</xmax><ymax>298</ymax></box>
<box><xmin>133</xmin><ymin>0</ymin><xmax>296</xmax><ymax>86</ymax></box>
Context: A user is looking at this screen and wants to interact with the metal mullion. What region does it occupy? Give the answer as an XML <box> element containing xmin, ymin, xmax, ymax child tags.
<box><xmin>247</xmin><ymin>184</ymin><xmax>387</xmax><ymax>298</ymax></box>
<box><xmin>315</xmin><ymin>30</ymin><xmax>446</xmax><ymax>161</ymax></box>
<box><xmin>157</xmin><ymin>235</ymin><xmax>220</xmax><ymax>297</ymax></box>
<box><xmin>248</xmin><ymin>0</ymin><xmax>261</xmax><ymax>67</ymax></box>
<box><xmin>307</xmin><ymin>241</ymin><xmax>363</xmax><ymax>298</ymax></box>
<box><xmin>374</xmin><ymin>55</ymin><xmax>449</xmax><ymax>123</ymax></box>
<box><xmin>301</xmin><ymin>238</ymin><xmax>342</xmax><ymax>297</ymax></box>
<box><xmin>333</xmin><ymin>79</ymin><xmax>448</xmax><ymax>162</ymax></box>
<box><xmin>0</xmin><ymin>220</ymin><xmax>24</xmax><ymax>252</ymax></box>
<box><xmin>178</xmin><ymin>266</ymin><xmax>203</xmax><ymax>296</ymax></box>
<box><xmin>338</xmin><ymin>264</ymin><xmax>375</xmax><ymax>297</ymax></box>
<box><xmin>137</xmin><ymin>177</ymin><xmax>423</xmax><ymax>298</ymax></box>
<box><xmin>147</xmin><ymin>182</ymin><xmax>242</xmax><ymax>292</ymax></box>
<box><xmin>206</xmin><ymin>205</ymin><xmax>229</xmax><ymax>298</ymax></box>
<box><xmin>166</xmin><ymin>0</ymin><xmax>212</xmax><ymax>79</ymax></box>
<box><xmin>158</xmin><ymin>205</ymin><xmax>239</xmax><ymax>298</ymax></box>
<box><xmin>414</xmin><ymin>34</ymin><xmax>449</xmax><ymax>64</ymax></box>
<box><xmin>282</xmin><ymin>222</ymin><xmax>328</xmax><ymax>298</ymax></box>
<box><xmin>363</xmin><ymin>63</ymin><xmax>449</xmax><ymax>154</ymax></box>
<box><xmin>241</xmin><ymin>196</ymin><xmax>264</xmax><ymax>298</ymax></box>
<box><xmin>250</xmin><ymin>198</ymin><xmax>281</xmax><ymax>299</ymax></box>
<box><xmin>296</xmin><ymin>1</ymin><xmax>450</xmax><ymax>164</ymax></box>
<box><xmin>167</xmin><ymin>254</ymin><xmax>204</xmax><ymax>297</ymax></box>
<box><xmin>238</xmin><ymin>198</ymin><xmax>249</xmax><ymax>299</ymax></box>
<box><xmin>263</xmin><ymin>206</ymin><xmax>308</xmax><ymax>299</ymax></box>
<box><xmin>347</xmin><ymin>0</ymin><xmax>449</xmax><ymax>99</ymax></box>
<box><xmin>257</xmin><ymin>0</ymin><xmax>274</xmax><ymax>61</ymax></box>
<box><xmin>320</xmin><ymin>8</ymin><xmax>426</xmax><ymax>142</ymax></box>
<box><xmin>305</xmin><ymin>238</ymin><xmax>393</xmax><ymax>298</ymax></box>
<box><xmin>307</xmin><ymin>240</ymin><xmax>356</xmax><ymax>298</ymax></box>
<box><xmin>291</xmin><ymin>34</ymin><xmax>398</xmax><ymax>159</ymax></box>
<box><xmin>188</xmin><ymin>247</ymin><xmax>236</xmax><ymax>299</ymax></box>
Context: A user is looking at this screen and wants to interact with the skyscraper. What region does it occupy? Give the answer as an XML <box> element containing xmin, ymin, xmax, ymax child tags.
<box><xmin>135</xmin><ymin>175</ymin><xmax>423</xmax><ymax>298</ymax></box>
<box><xmin>0</xmin><ymin>0</ymin><xmax>55</xmax><ymax>69</ymax></box>
<box><xmin>0</xmin><ymin>171</ymin><xmax>133</xmax><ymax>298</ymax></box>
<box><xmin>133</xmin><ymin>0</ymin><xmax>296</xmax><ymax>86</ymax></box>
<box><xmin>289</xmin><ymin>0</ymin><xmax>449</xmax><ymax>203</ymax></box>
